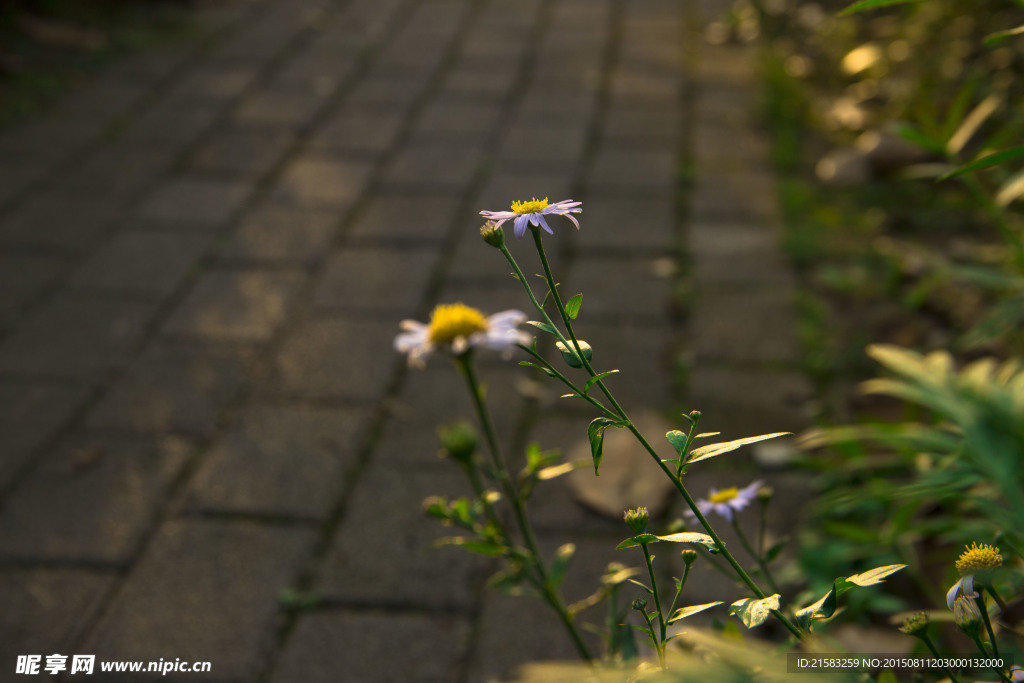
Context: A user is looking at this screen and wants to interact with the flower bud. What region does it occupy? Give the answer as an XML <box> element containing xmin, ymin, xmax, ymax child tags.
<box><xmin>898</xmin><ymin>612</ymin><xmax>929</xmax><ymax>638</ymax></box>
<box><xmin>757</xmin><ymin>485</ymin><xmax>774</xmax><ymax>503</ymax></box>
<box><xmin>681</xmin><ymin>549</ymin><xmax>698</xmax><ymax>566</ymax></box>
<box><xmin>623</xmin><ymin>507</ymin><xmax>649</xmax><ymax>534</ymax></box>
<box><xmin>438</xmin><ymin>421</ymin><xmax>478</xmax><ymax>464</ymax></box>
<box><xmin>480</xmin><ymin>221</ymin><xmax>504</xmax><ymax>248</ymax></box>
<box><xmin>555</xmin><ymin>340</ymin><xmax>592</xmax><ymax>368</ymax></box>
<box><xmin>953</xmin><ymin>595</ymin><xmax>983</xmax><ymax>637</ymax></box>
<box><xmin>688</xmin><ymin>410</ymin><xmax>702</xmax><ymax>420</ymax></box>
<box><xmin>632</xmin><ymin>597</ymin><xmax>648</xmax><ymax>611</ymax></box>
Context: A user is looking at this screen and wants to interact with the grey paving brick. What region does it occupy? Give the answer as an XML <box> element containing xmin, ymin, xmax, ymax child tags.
<box><xmin>188</xmin><ymin>127</ymin><xmax>295</xmax><ymax>177</ymax></box>
<box><xmin>690</xmin><ymin>287</ymin><xmax>802</xmax><ymax>365</ymax></box>
<box><xmin>58</xmin><ymin>78</ymin><xmax>149</xmax><ymax>121</ymax></box>
<box><xmin>409</xmin><ymin>101</ymin><xmax>503</xmax><ymax>142</ymax></box>
<box><xmin>346</xmin><ymin>192</ymin><xmax>461</xmax><ymax>243</ymax></box>
<box><xmin>687</xmin><ymin>364</ymin><xmax>814</xmax><ymax>439</ymax></box>
<box><xmin>218</xmin><ymin>205</ymin><xmax>339</xmax><ymax>264</ymax></box>
<box><xmin>84</xmin><ymin>519</ymin><xmax>315</xmax><ymax>681</ymax></box>
<box><xmin>0</xmin><ymin>119</ymin><xmax>99</xmax><ymax>168</ymax></box>
<box><xmin>271</xmin><ymin>611</ymin><xmax>471</xmax><ymax>683</ymax></box>
<box><xmin>164</xmin><ymin>65</ymin><xmax>259</xmax><ymax>105</ymax></box>
<box><xmin>68</xmin><ymin>231</ymin><xmax>212</xmax><ymax>298</ymax></box>
<box><xmin>271</xmin><ymin>317</ymin><xmax>398</xmax><ymax>400</ymax></box>
<box><xmin>85</xmin><ymin>343</ymin><xmax>255</xmax><ymax>435</ymax></box>
<box><xmin>0</xmin><ymin>380</ymin><xmax>89</xmax><ymax>489</ymax></box>
<box><xmin>690</xmin><ymin>167</ymin><xmax>778</xmax><ymax>222</ymax></box>
<box><xmin>602</xmin><ymin>103</ymin><xmax>681</xmax><ymax>145</ymax></box>
<box><xmin>514</xmin><ymin>90</ymin><xmax>598</xmax><ymax>127</ymax></box>
<box><xmin>186</xmin><ymin>403</ymin><xmax>369</xmax><ymax>518</ymax></box>
<box><xmin>312</xmin><ymin>247</ymin><xmax>437</xmax><ymax>316</ymax></box>
<box><xmin>0</xmin><ymin>569</ymin><xmax>114</xmax><ymax>668</ymax></box>
<box><xmin>269</xmin><ymin>156</ymin><xmax>372</xmax><ymax>209</ymax></box>
<box><xmin>381</xmin><ymin>142</ymin><xmax>483</xmax><ymax>190</ymax></box>
<box><xmin>118</xmin><ymin>102</ymin><xmax>221</xmax><ymax>147</ymax></box>
<box><xmin>306</xmin><ymin>108</ymin><xmax>404</xmax><ymax>156</ymax></box>
<box><xmin>53</xmin><ymin>144</ymin><xmax>175</xmax><ymax>202</ymax></box>
<box><xmin>439</xmin><ymin>61</ymin><xmax>521</xmax><ymax>99</ymax></box>
<box><xmin>566</xmin><ymin>254</ymin><xmax>673</xmax><ymax>322</ymax></box>
<box><xmin>0</xmin><ymin>433</ymin><xmax>191</xmax><ymax>564</ymax></box>
<box><xmin>572</xmin><ymin>195</ymin><xmax>676</xmax><ymax>251</ymax></box>
<box><xmin>0</xmin><ymin>296</ymin><xmax>156</xmax><ymax>381</ymax></box>
<box><xmin>231</xmin><ymin>81</ymin><xmax>333</xmax><ymax>128</ymax></box>
<box><xmin>343</xmin><ymin>70</ymin><xmax>430</xmax><ymax>112</ymax></box>
<box><xmin>0</xmin><ymin>195</ymin><xmax>119</xmax><ymax>251</ymax></box>
<box><xmin>0</xmin><ymin>252</ymin><xmax>66</xmax><ymax>328</ymax></box>
<box><xmin>689</xmin><ymin>221</ymin><xmax>793</xmax><ymax>286</ymax></box>
<box><xmin>135</xmin><ymin>176</ymin><xmax>255</xmax><ymax>229</ymax></box>
<box><xmin>315</xmin><ymin>464</ymin><xmax>487</xmax><ymax>610</ymax></box>
<box><xmin>587</xmin><ymin>147</ymin><xmax>678</xmax><ymax>194</ymax></box>
<box><xmin>692</xmin><ymin>118</ymin><xmax>771</xmax><ymax>170</ymax></box>
<box><xmin>495</xmin><ymin>125</ymin><xmax>588</xmax><ymax>171</ymax></box>
<box><xmin>609</xmin><ymin>67</ymin><xmax>682</xmax><ymax>103</ymax></box>
<box><xmin>161</xmin><ymin>269</ymin><xmax>305</xmax><ymax>342</ymax></box>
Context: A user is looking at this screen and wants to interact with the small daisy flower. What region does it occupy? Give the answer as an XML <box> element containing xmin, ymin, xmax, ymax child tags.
<box><xmin>1009</xmin><ymin>665</ymin><xmax>1024</xmax><ymax>682</ymax></box>
<box><xmin>394</xmin><ymin>302</ymin><xmax>531</xmax><ymax>368</ymax></box>
<box><xmin>946</xmin><ymin>542</ymin><xmax>1001</xmax><ymax>610</ymax></box>
<box><xmin>687</xmin><ymin>480</ymin><xmax>764</xmax><ymax>524</ymax></box>
<box><xmin>479</xmin><ymin>197</ymin><xmax>581</xmax><ymax>239</ymax></box>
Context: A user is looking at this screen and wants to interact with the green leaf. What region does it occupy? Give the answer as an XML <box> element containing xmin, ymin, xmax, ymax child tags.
<box><xmin>536</xmin><ymin>462</ymin><xmax>576</xmax><ymax>480</ymax></box>
<box><xmin>984</xmin><ymin>23</ymin><xmax>1024</xmax><ymax>47</ymax></box>
<box><xmin>687</xmin><ymin>432</ymin><xmax>791</xmax><ymax>464</ymax></box>
<box><xmin>729</xmin><ymin>595</ymin><xmax>781</xmax><ymax>628</ymax></box>
<box><xmin>616</xmin><ymin>533</ymin><xmax>660</xmax><ymax>549</ymax></box>
<box><xmin>837</xmin><ymin>564</ymin><xmax>906</xmax><ymax>594</ymax></box>
<box><xmin>795</xmin><ymin>583</ymin><xmax>838</xmax><ymax>626</ymax></box>
<box><xmin>946</xmin><ymin>94</ymin><xmax>1001</xmax><ymax>155</ymax></box>
<box><xmin>518</xmin><ymin>360</ymin><xmax>557</xmax><ymax>378</ymax></box>
<box><xmin>939</xmin><ymin>144</ymin><xmax>1024</xmax><ymax>181</ymax></box>
<box><xmin>840</xmin><ymin>0</ymin><xmax>922</xmax><ymax>15</ymax></box>
<box><xmin>694</xmin><ymin>432</ymin><xmax>721</xmax><ymax>439</ymax></box>
<box><xmin>588</xmin><ymin>417</ymin><xmax>625</xmax><ymax>475</ymax></box>
<box><xmin>668</xmin><ymin>601</ymin><xmax>723</xmax><ymax>624</ymax></box>
<box><xmin>583</xmin><ymin>369</ymin><xmax>618</xmax><ymax>395</ymax></box>
<box><xmin>627</xmin><ymin>578</ymin><xmax>654</xmax><ymax>594</ymax></box>
<box><xmin>565</xmin><ymin>293</ymin><xmax>583</xmax><ymax>320</ymax></box>
<box><xmin>435</xmin><ymin>536</ymin><xmax>507</xmax><ymax>557</ymax></box>
<box><xmin>764</xmin><ymin>539</ymin><xmax>788</xmax><ymax>562</ymax></box>
<box><xmin>893</xmin><ymin>122</ymin><xmax>945</xmax><ymax>155</ymax></box>
<box><xmin>665</xmin><ymin>430</ymin><xmax>689</xmax><ymax>455</ymax></box>
<box><xmin>655</xmin><ymin>532</ymin><xmax>716</xmax><ymax>550</ymax></box>
<box><xmin>549</xmin><ymin>543</ymin><xmax>575</xmax><ymax>587</ymax></box>
<box><xmin>526</xmin><ymin>320</ymin><xmax>558</xmax><ymax>335</ymax></box>
<box><xmin>876</xmin><ymin>668</ymin><xmax>899</xmax><ymax>683</ymax></box>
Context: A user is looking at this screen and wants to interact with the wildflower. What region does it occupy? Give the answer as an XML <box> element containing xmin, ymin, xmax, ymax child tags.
<box><xmin>479</xmin><ymin>221</ymin><xmax>504</xmax><ymax>248</ymax></box>
<box><xmin>946</xmin><ymin>542</ymin><xmax>1001</xmax><ymax>610</ymax></box>
<box><xmin>952</xmin><ymin>594</ymin><xmax>983</xmax><ymax>637</ymax></box>
<box><xmin>681</xmin><ymin>549</ymin><xmax>698</xmax><ymax>566</ymax></box>
<box><xmin>394</xmin><ymin>303</ymin><xmax>530</xmax><ymax>368</ymax></box>
<box><xmin>688</xmin><ymin>480</ymin><xmax>764</xmax><ymax>523</ymax></box>
<box><xmin>1009</xmin><ymin>665</ymin><xmax>1024</xmax><ymax>682</ymax></box>
<box><xmin>898</xmin><ymin>612</ymin><xmax>929</xmax><ymax>638</ymax></box>
<box><xmin>479</xmin><ymin>197</ymin><xmax>581</xmax><ymax>239</ymax></box>
<box><xmin>624</xmin><ymin>507</ymin><xmax>650</xmax><ymax>534</ymax></box>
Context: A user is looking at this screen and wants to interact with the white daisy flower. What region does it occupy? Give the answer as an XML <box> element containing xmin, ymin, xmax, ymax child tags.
<box><xmin>394</xmin><ymin>303</ymin><xmax>530</xmax><ymax>368</ymax></box>
<box><xmin>479</xmin><ymin>197</ymin><xmax>581</xmax><ymax>239</ymax></box>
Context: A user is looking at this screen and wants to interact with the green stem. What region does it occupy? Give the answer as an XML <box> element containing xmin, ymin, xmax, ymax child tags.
<box><xmin>454</xmin><ymin>353</ymin><xmax>593</xmax><ymax>661</ymax></box>
<box><xmin>637</xmin><ymin>606</ymin><xmax>665</xmax><ymax>668</ymax></box>
<box><xmin>518</xmin><ymin>229</ymin><xmax>805</xmax><ymax>640</ymax></box>
<box><xmin>731</xmin><ymin>519</ymin><xmax>781</xmax><ymax>595</ymax></box>
<box><xmin>668</xmin><ymin>563</ymin><xmax>692</xmax><ymax>620</ymax></box>
<box><xmin>675</xmin><ymin>415</ymin><xmax>701</xmax><ymax>479</ymax></box>
<box><xmin>975</xmin><ymin>593</ymin><xmax>1001</xmax><ymax>658</ymax></box>
<box><xmin>640</xmin><ymin>543</ymin><xmax>667</xmax><ymax>647</ymax></box>
<box><xmin>517</xmin><ymin>344</ymin><xmax>617</xmax><ymax>418</ymax></box>
<box><xmin>920</xmin><ymin>633</ymin><xmax>960</xmax><ymax>683</ymax></box>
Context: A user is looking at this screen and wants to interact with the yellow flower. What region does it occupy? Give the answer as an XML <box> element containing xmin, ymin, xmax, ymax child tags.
<box><xmin>955</xmin><ymin>542</ymin><xmax>1002</xmax><ymax>576</ymax></box>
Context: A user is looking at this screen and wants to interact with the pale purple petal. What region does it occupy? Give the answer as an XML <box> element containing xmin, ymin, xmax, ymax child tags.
<box><xmin>536</xmin><ymin>213</ymin><xmax>554</xmax><ymax>235</ymax></box>
<box><xmin>946</xmin><ymin>578</ymin><xmax>964</xmax><ymax>610</ymax></box>
<box><xmin>513</xmin><ymin>214</ymin><xmax>530</xmax><ymax>238</ymax></box>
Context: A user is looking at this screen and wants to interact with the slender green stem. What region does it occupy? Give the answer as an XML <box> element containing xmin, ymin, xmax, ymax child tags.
<box><xmin>969</xmin><ymin>634</ymin><xmax>1013</xmax><ymax>683</ymax></box>
<box><xmin>975</xmin><ymin>593</ymin><xmax>1001</xmax><ymax>658</ymax></box>
<box><xmin>920</xmin><ymin>633</ymin><xmax>960</xmax><ymax>683</ymax></box>
<box><xmin>731</xmin><ymin>519</ymin><xmax>781</xmax><ymax>595</ymax></box>
<box><xmin>668</xmin><ymin>564</ymin><xmax>691</xmax><ymax>619</ymax></box>
<box><xmin>986</xmin><ymin>583</ymin><xmax>1010</xmax><ymax>614</ymax></box>
<box><xmin>674</xmin><ymin>416</ymin><xmax>701</xmax><ymax>479</ymax></box>
<box><xmin>637</xmin><ymin>606</ymin><xmax>665</xmax><ymax>668</ymax></box>
<box><xmin>454</xmin><ymin>353</ymin><xmax>593</xmax><ymax>661</ymax></box>
<box><xmin>517</xmin><ymin>344</ymin><xmax>617</xmax><ymax>418</ymax></box>
<box><xmin>640</xmin><ymin>543</ymin><xmax>667</xmax><ymax>647</ymax></box>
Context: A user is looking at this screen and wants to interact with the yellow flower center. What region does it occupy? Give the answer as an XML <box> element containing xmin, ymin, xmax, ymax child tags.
<box><xmin>955</xmin><ymin>542</ymin><xmax>1002</xmax><ymax>576</ymax></box>
<box><xmin>428</xmin><ymin>303</ymin><xmax>487</xmax><ymax>345</ymax></box>
<box><xmin>709</xmin><ymin>487</ymin><xmax>739</xmax><ymax>504</ymax></box>
<box><xmin>511</xmin><ymin>197</ymin><xmax>549</xmax><ymax>214</ymax></box>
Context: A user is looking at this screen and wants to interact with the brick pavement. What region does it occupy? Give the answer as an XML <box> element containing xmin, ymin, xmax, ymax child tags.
<box><xmin>0</xmin><ymin>0</ymin><xmax>812</xmax><ymax>680</ymax></box>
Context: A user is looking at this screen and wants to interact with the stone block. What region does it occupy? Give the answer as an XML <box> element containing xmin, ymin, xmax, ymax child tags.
<box><xmin>687</xmin><ymin>364</ymin><xmax>814</xmax><ymax>439</ymax></box>
<box><xmin>135</xmin><ymin>177</ymin><xmax>254</xmax><ymax>230</ymax></box>
<box><xmin>690</xmin><ymin>287</ymin><xmax>802</xmax><ymax>365</ymax></box>
<box><xmin>312</xmin><ymin>247</ymin><xmax>437</xmax><ymax>316</ymax></box>
<box><xmin>69</xmin><ymin>231</ymin><xmax>212</xmax><ymax>298</ymax></box>
<box><xmin>587</xmin><ymin>147</ymin><xmax>678</xmax><ymax>194</ymax></box>
<box><xmin>566</xmin><ymin>253</ymin><xmax>673</xmax><ymax>322</ymax></box>
<box><xmin>690</xmin><ymin>167</ymin><xmax>778</xmax><ymax>222</ymax></box>
<box><xmin>269</xmin><ymin>156</ymin><xmax>372</xmax><ymax>209</ymax></box>
<box><xmin>572</xmin><ymin>195</ymin><xmax>676</xmax><ymax>252</ymax></box>
<box><xmin>409</xmin><ymin>101</ymin><xmax>503</xmax><ymax>142</ymax></box>
<box><xmin>688</xmin><ymin>221</ymin><xmax>793</xmax><ymax>287</ymax></box>
<box><xmin>381</xmin><ymin>142</ymin><xmax>483</xmax><ymax>191</ymax></box>
<box><xmin>189</xmin><ymin>127</ymin><xmax>295</xmax><ymax>177</ymax></box>
<box><xmin>0</xmin><ymin>252</ymin><xmax>65</xmax><ymax>328</ymax></box>
<box><xmin>0</xmin><ymin>380</ymin><xmax>88</xmax><ymax>489</ymax></box>
<box><xmin>495</xmin><ymin>125</ymin><xmax>588</xmax><ymax>171</ymax></box>
<box><xmin>307</xmin><ymin>108</ymin><xmax>404</xmax><ymax>156</ymax></box>
<box><xmin>346</xmin><ymin>192</ymin><xmax>461</xmax><ymax>243</ymax></box>
<box><xmin>0</xmin><ymin>195</ymin><xmax>118</xmax><ymax>252</ymax></box>
<box><xmin>218</xmin><ymin>204</ymin><xmax>339</xmax><ymax>264</ymax></box>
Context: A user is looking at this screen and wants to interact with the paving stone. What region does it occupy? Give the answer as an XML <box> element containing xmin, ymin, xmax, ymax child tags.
<box><xmin>609</xmin><ymin>67</ymin><xmax>682</xmax><ymax>103</ymax></box>
<box><xmin>381</xmin><ymin>142</ymin><xmax>483</xmax><ymax>191</ymax></box>
<box><xmin>495</xmin><ymin>125</ymin><xmax>588</xmax><ymax>171</ymax></box>
<box><xmin>316</xmin><ymin>464</ymin><xmax>487</xmax><ymax>610</ymax></box>
<box><xmin>409</xmin><ymin>101</ymin><xmax>503</xmax><ymax>142</ymax></box>
<box><xmin>0</xmin><ymin>119</ymin><xmax>99</xmax><ymax>168</ymax></box>
<box><xmin>572</xmin><ymin>195</ymin><xmax>676</xmax><ymax>251</ymax></box>
<box><xmin>689</xmin><ymin>221</ymin><xmax>793</xmax><ymax>286</ymax></box>
<box><xmin>84</xmin><ymin>519</ymin><xmax>315</xmax><ymax>681</ymax></box>
<box><xmin>602</xmin><ymin>103</ymin><xmax>681</xmax><ymax>145</ymax></box>
<box><xmin>306</xmin><ymin>108</ymin><xmax>404</xmax><ymax>156</ymax></box>
<box><xmin>135</xmin><ymin>176</ymin><xmax>254</xmax><ymax>229</ymax></box>
<box><xmin>161</xmin><ymin>270</ymin><xmax>305</xmax><ymax>342</ymax></box>
<box><xmin>218</xmin><ymin>204</ymin><xmax>339</xmax><ymax>264</ymax></box>
<box><xmin>690</xmin><ymin>287</ymin><xmax>802</xmax><ymax>365</ymax></box>
<box><xmin>118</xmin><ymin>102</ymin><xmax>222</xmax><ymax>146</ymax></box>
<box><xmin>0</xmin><ymin>569</ymin><xmax>114</xmax><ymax>669</ymax></box>
<box><xmin>692</xmin><ymin>119</ymin><xmax>771</xmax><ymax>170</ymax></box>
<box><xmin>687</xmin><ymin>364</ymin><xmax>814</xmax><ymax>440</ymax></box>
<box><xmin>0</xmin><ymin>252</ymin><xmax>66</xmax><ymax>328</ymax></box>
<box><xmin>271</xmin><ymin>611</ymin><xmax>471</xmax><ymax>683</ymax></box>
<box><xmin>85</xmin><ymin>343</ymin><xmax>255</xmax><ymax>435</ymax></box>
<box><xmin>272</xmin><ymin>41</ymin><xmax>360</xmax><ymax>85</ymax></box>
<box><xmin>566</xmin><ymin>253</ymin><xmax>673</xmax><ymax>322</ymax></box>
<box><xmin>53</xmin><ymin>144</ymin><xmax>175</xmax><ymax>202</ymax></box>
<box><xmin>188</xmin><ymin>127</ymin><xmax>295</xmax><ymax>177</ymax></box>
<box><xmin>439</xmin><ymin>61</ymin><xmax>521</xmax><ymax>99</ymax></box>
<box><xmin>0</xmin><ymin>381</ymin><xmax>89</xmax><ymax>490</ymax></box>
<box><xmin>164</xmin><ymin>65</ymin><xmax>260</xmax><ymax>105</ymax></box>
<box><xmin>312</xmin><ymin>247</ymin><xmax>437</xmax><ymax>317</ymax></box>
<box><xmin>231</xmin><ymin>81</ymin><xmax>334</xmax><ymax>128</ymax></box>
<box><xmin>0</xmin><ymin>296</ymin><xmax>156</xmax><ymax>381</ymax></box>
<box><xmin>186</xmin><ymin>403</ymin><xmax>369</xmax><ymax>518</ymax></box>
<box><xmin>272</xmin><ymin>317</ymin><xmax>399</xmax><ymax>401</ymax></box>
<box><xmin>690</xmin><ymin>167</ymin><xmax>778</xmax><ymax>222</ymax></box>
<box><xmin>514</xmin><ymin>90</ymin><xmax>598</xmax><ymax>127</ymax></box>
<box><xmin>343</xmin><ymin>69</ymin><xmax>431</xmax><ymax>112</ymax></box>
<box><xmin>58</xmin><ymin>78</ymin><xmax>150</xmax><ymax>121</ymax></box>
<box><xmin>0</xmin><ymin>195</ymin><xmax>119</xmax><ymax>251</ymax></box>
<box><xmin>269</xmin><ymin>156</ymin><xmax>373</xmax><ymax>209</ymax></box>
<box><xmin>0</xmin><ymin>433</ymin><xmax>191</xmax><ymax>564</ymax></box>
<box><xmin>346</xmin><ymin>192</ymin><xmax>461</xmax><ymax>243</ymax></box>
<box><xmin>69</xmin><ymin>231</ymin><xmax>212</xmax><ymax>298</ymax></box>
<box><xmin>587</xmin><ymin>147</ymin><xmax>678</xmax><ymax>194</ymax></box>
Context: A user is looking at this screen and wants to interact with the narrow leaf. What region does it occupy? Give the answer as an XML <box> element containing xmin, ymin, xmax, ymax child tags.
<box><xmin>996</xmin><ymin>167</ymin><xmax>1024</xmax><ymax>207</ymax></box>
<box><xmin>565</xmin><ymin>293</ymin><xmax>583</xmax><ymax>320</ymax></box>
<box><xmin>518</xmin><ymin>360</ymin><xmax>557</xmax><ymax>377</ymax></box>
<box><xmin>537</xmin><ymin>460</ymin><xmax>588</xmax><ymax>480</ymax></box>
<box><xmin>984</xmin><ymin>23</ymin><xmax>1024</xmax><ymax>47</ymax></box>
<box><xmin>839</xmin><ymin>564</ymin><xmax>906</xmax><ymax>593</ymax></box>
<box><xmin>588</xmin><ymin>417</ymin><xmax>625</xmax><ymax>475</ymax></box>
<box><xmin>668</xmin><ymin>601</ymin><xmax>724</xmax><ymax>624</ymax></box>
<box><xmin>583</xmin><ymin>369</ymin><xmax>619</xmax><ymax>395</ymax></box>
<box><xmin>840</xmin><ymin>0</ymin><xmax>921</xmax><ymax>15</ymax></box>
<box><xmin>939</xmin><ymin>144</ymin><xmax>1024</xmax><ymax>180</ymax></box>
<box><xmin>549</xmin><ymin>543</ymin><xmax>575</xmax><ymax>587</ymax></box>
<box><xmin>687</xmin><ymin>432</ymin><xmax>791</xmax><ymax>464</ymax></box>
<box><xmin>616</xmin><ymin>533</ymin><xmax>660</xmax><ymax>549</ymax></box>
<box><xmin>729</xmin><ymin>595</ymin><xmax>781</xmax><ymax>628</ymax></box>
<box><xmin>893</xmin><ymin>122</ymin><xmax>945</xmax><ymax>155</ymax></box>
<box><xmin>694</xmin><ymin>432</ymin><xmax>721</xmax><ymax>439</ymax></box>
<box><xmin>947</xmin><ymin>94</ymin><xmax>1001</xmax><ymax>155</ymax></box>
<box><xmin>795</xmin><ymin>583</ymin><xmax>838</xmax><ymax>626</ymax></box>
<box><xmin>655</xmin><ymin>532</ymin><xmax>716</xmax><ymax>550</ymax></box>
<box><xmin>627</xmin><ymin>578</ymin><xmax>655</xmax><ymax>595</ymax></box>
<box><xmin>665</xmin><ymin>430</ymin><xmax>689</xmax><ymax>454</ymax></box>
<box><xmin>525</xmin><ymin>320</ymin><xmax>558</xmax><ymax>335</ymax></box>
